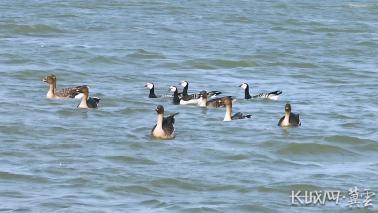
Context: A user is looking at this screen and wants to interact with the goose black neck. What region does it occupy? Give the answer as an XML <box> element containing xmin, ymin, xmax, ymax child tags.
<box><xmin>182</xmin><ymin>85</ymin><xmax>188</xmax><ymax>96</ymax></box>
<box><xmin>149</xmin><ymin>87</ymin><xmax>157</xmax><ymax>98</ymax></box>
<box><xmin>173</xmin><ymin>90</ymin><xmax>180</xmax><ymax>104</ymax></box>
<box><xmin>245</xmin><ymin>86</ymin><xmax>251</xmax><ymax>99</ymax></box>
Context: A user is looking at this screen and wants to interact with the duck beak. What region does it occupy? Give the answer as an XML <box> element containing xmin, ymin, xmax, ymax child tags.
<box><xmin>42</xmin><ymin>78</ymin><xmax>47</xmax><ymax>83</ymax></box>
<box><xmin>144</xmin><ymin>84</ymin><xmax>147</xmax><ymax>87</ymax></box>
<box><xmin>239</xmin><ymin>84</ymin><xmax>243</xmax><ymax>87</ymax></box>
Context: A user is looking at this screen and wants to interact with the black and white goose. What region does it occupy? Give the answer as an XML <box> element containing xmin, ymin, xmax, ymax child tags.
<box><xmin>169</xmin><ymin>86</ymin><xmax>198</xmax><ymax>105</ymax></box>
<box><xmin>145</xmin><ymin>82</ymin><xmax>159</xmax><ymax>98</ymax></box>
<box><xmin>151</xmin><ymin>105</ymin><xmax>178</xmax><ymax>139</ymax></box>
<box><xmin>278</xmin><ymin>103</ymin><xmax>301</xmax><ymax>127</ymax></box>
<box><xmin>180</xmin><ymin>80</ymin><xmax>222</xmax><ymax>99</ymax></box>
<box><xmin>223</xmin><ymin>97</ymin><xmax>252</xmax><ymax>121</ymax></box>
<box><xmin>239</xmin><ymin>82</ymin><xmax>282</xmax><ymax>100</ymax></box>
<box><xmin>43</xmin><ymin>74</ymin><xmax>84</xmax><ymax>99</ymax></box>
<box><xmin>76</xmin><ymin>86</ymin><xmax>101</xmax><ymax>109</ymax></box>
<box><xmin>198</xmin><ymin>90</ymin><xmax>233</xmax><ymax>108</ymax></box>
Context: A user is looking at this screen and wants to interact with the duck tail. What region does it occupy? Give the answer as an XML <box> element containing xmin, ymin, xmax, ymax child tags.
<box><xmin>270</xmin><ymin>90</ymin><xmax>282</xmax><ymax>95</ymax></box>
<box><xmin>166</xmin><ymin>113</ymin><xmax>179</xmax><ymax>124</ymax></box>
<box><xmin>208</xmin><ymin>91</ymin><xmax>222</xmax><ymax>97</ymax></box>
<box><xmin>92</xmin><ymin>97</ymin><xmax>101</xmax><ymax>104</ymax></box>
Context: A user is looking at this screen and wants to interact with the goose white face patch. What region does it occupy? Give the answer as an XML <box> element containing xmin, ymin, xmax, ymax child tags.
<box><xmin>241</xmin><ymin>83</ymin><xmax>248</xmax><ymax>90</ymax></box>
<box><xmin>146</xmin><ymin>83</ymin><xmax>154</xmax><ymax>89</ymax></box>
<box><xmin>169</xmin><ymin>86</ymin><xmax>177</xmax><ymax>92</ymax></box>
<box><xmin>181</xmin><ymin>81</ymin><xmax>188</xmax><ymax>87</ymax></box>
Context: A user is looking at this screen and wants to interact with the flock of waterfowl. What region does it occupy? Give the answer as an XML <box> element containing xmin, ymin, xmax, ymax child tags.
<box><xmin>43</xmin><ymin>74</ymin><xmax>301</xmax><ymax>140</ymax></box>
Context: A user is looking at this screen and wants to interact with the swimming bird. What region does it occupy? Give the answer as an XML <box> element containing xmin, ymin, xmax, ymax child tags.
<box><xmin>198</xmin><ymin>90</ymin><xmax>232</xmax><ymax>108</ymax></box>
<box><xmin>278</xmin><ymin>103</ymin><xmax>301</xmax><ymax>127</ymax></box>
<box><xmin>223</xmin><ymin>97</ymin><xmax>252</xmax><ymax>121</ymax></box>
<box><xmin>43</xmin><ymin>74</ymin><xmax>84</xmax><ymax>99</ymax></box>
<box><xmin>145</xmin><ymin>82</ymin><xmax>159</xmax><ymax>98</ymax></box>
<box><xmin>76</xmin><ymin>86</ymin><xmax>101</xmax><ymax>109</ymax></box>
<box><xmin>169</xmin><ymin>86</ymin><xmax>198</xmax><ymax>105</ymax></box>
<box><xmin>180</xmin><ymin>80</ymin><xmax>222</xmax><ymax>99</ymax></box>
<box><xmin>151</xmin><ymin>105</ymin><xmax>178</xmax><ymax>139</ymax></box>
<box><xmin>239</xmin><ymin>82</ymin><xmax>282</xmax><ymax>100</ymax></box>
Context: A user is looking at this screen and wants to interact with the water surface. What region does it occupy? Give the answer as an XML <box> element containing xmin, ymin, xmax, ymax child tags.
<box><xmin>0</xmin><ymin>0</ymin><xmax>377</xmax><ymax>212</ymax></box>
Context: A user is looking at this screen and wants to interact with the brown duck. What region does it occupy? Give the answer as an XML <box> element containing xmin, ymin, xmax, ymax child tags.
<box><xmin>197</xmin><ymin>90</ymin><xmax>233</xmax><ymax>108</ymax></box>
<box><xmin>76</xmin><ymin>86</ymin><xmax>101</xmax><ymax>109</ymax></box>
<box><xmin>43</xmin><ymin>74</ymin><xmax>85</xmax><ymax>99</ymax></box>
<box><xmin>278</xmin><ymin>103</ymin><xmax>301</xmax><ymax>127</ymax></box>
<box><xmin>151</xmin><ymin>105</ymin><xmax>178</xmax><ymax>139</ymax></box>
<box><xmin>223</xmin><ymin>97</ymin><xmax>252</xmax><ymax>121</ymax></box>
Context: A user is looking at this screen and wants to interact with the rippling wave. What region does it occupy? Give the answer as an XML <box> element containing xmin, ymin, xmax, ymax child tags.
<box><xmin>183</xmin><ymin>58</ymin><xmax>257</xmax><ymax>69</ymax></box>
<box><xmin>0</xmin><ymin>23</ymin><xmax>65</xmax><ymax>36</ymax></box>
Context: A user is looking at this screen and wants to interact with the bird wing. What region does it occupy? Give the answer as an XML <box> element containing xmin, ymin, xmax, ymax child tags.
<box><xmin>253</xmin><ymin>91</ymin><xmax>282</xmax><ymax>99</ymax></box>
<box><xmin>163</xmin><ymin>113</ymin><xmax>179</xmax><ymax>135</ymax></box>
<box><xmin>290</xmin><ymin>113</ymin><xmax>301</xmax><ymax>126</ymax></box>
<box><xmin>184</xmin><ymin>91</ymin><xmax>222</xmax><ymax>99</ymax></box>
<box><xmin>278</xmin><ymin>116</ymin><xmax>285</xmax><ymax>126</ymax></box>
<box><xmin>268</xmin><ymin>90</ymin><xmax>282</xmax><ymax>96</ymax></box>
<box><xmin>151</xmin><ymin>124</ymin><xmax>157</xmax><ymax>135</ymax></box>
<box><xmin>207</xmin><ymin>91</ymin><xmax>222</xmax><ymax>97</ymax></box>
<box><xmin>57</xmin><ymin>85</ymin><xmax>86</xmax><ymax>98</ymax></box>
<box><xmin>87</xmin><ymin>97</ymin><xmax>100</xmax><ymax>108</ymax></box>
<box><xmin>207</xmin><ymin>96</ymin><xmax>232</xmax><ymax>108</ymax></box>
<box><xmin>252</xmin><ymin>93</ymin><xmax>266</xmax><ymax>98</ymax></box>
<box><xmin>232</xmin><ymin>112</ymin><xmax>252</xmax><ymax>120</ymax></box>
<box><xmin>181</xmin><ymin>95</ymin><xmax>195</xmax><ymax>101</ymax></box>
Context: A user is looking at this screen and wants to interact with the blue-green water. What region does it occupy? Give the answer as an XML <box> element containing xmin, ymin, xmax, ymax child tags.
<box><xmin>0</xmin><ymin>1</ymin><xmax>377</xmax><ymax>212</ymax></box>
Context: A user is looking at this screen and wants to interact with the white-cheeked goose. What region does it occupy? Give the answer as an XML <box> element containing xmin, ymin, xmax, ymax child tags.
<box><xmin>180</xmin><ymin>80</ymin><xmax>222</xmax><ymax>99</ymax></box>
<box><xmin>240</xmin><ymin>82</ymin><xmax>282</xmax><ymax>100</ymax></box>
